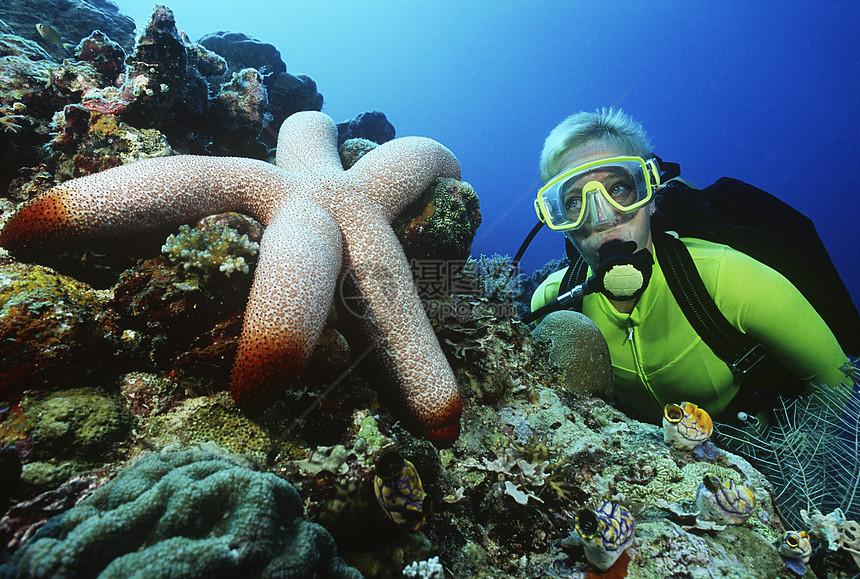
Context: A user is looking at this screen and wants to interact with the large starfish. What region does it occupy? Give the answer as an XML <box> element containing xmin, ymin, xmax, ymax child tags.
<box><xmin>1</xmin><ymin>111</ymin><xmax>463</xmax><ymax>443</ymax></box>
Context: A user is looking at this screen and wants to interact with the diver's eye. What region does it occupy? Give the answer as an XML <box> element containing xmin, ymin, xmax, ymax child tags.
<box><xmin>564</xmin><ymin>194</ymin><xmax>583</xmax><ymax>216</ymax></box>
<box><xmin>609</xmin><ymin>181</ymin><xmax>637</xmax><ymax>205</ymax></box>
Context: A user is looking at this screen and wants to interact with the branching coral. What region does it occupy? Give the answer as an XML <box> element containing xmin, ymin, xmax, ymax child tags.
<box><xmin>1</xmin><ymin>102</ymin><xmax>29</xmax><ymax>133</ymax></box>
<box><xmin>162</xmin><ymin>223</ymin><xmax>259</xmax><ymax>278</ymax></box>
<box><xmin>513</xmin><ymin>430</ymin><xmax>576</xmax><ymax>502</ymax></box>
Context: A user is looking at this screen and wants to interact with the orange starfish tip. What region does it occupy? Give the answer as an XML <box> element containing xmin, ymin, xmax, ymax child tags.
<box><xmin>0</xmin><ymin>194</ymin><xmax>73</xmax><ymax>252</ymax></box>
<box><xmin>425</xmin><ymin>398</ymin><xmax>462</xmax><ymax>445</ymax></box>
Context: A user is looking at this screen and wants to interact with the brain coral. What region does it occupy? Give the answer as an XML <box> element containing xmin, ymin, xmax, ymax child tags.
<box><xmin>531</xmin><ymin>310</ymin><xmax>613</xmax><ymax>397</ymax></box>
<box><xmin>1</xmin><ymin>448</ymin><xmax>361</xmax><ymax>578</ymax></box>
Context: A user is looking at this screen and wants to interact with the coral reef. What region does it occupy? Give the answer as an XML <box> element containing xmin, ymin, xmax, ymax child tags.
<box><xmin>25</xmin><ymin>387</ymin><xmax>133</xmax><ymax>461</ymax></box>
<box><xmin>512</xmin><ymin>256</ymin><xmax>571</xmax><ymax>317</ymax></box>
<box><xmin>338</xmin><ymin>137</ymin><xmax>376</xmax><ymax>170</ymax></box>
<box><xmin>340</xmin><ymin>134</ymin><xmax>482</xmax><ymax>265</ymax></box>
<box><xmin>49</xmin><ymin>105</ymin><xmax>173</xmax><ymax>181</ymax></box>
<box><xmin>197</xmin><ymin>30</ymin><xmax>324</xmax><ymax>151</ymax></box>
<box><xmin>458</xmin><ymin>253</ymin><xmax>519</xmax><ymax>303</ymax></box>
<box><xmin>108</xmin><ymin>253</ymin><xmax>251</xmax><ymax>368</ymax></box>
<box><xmin>1</xmin><ymin>111</ymin><xmax>464</xmax><ymax>443</ymax></box>
<box><xmin>392</xmin><ymin>177</ymin><xmax>483</xmax><ymax>263</ymax></box>
<box><xmin>2</xmin><ymin>0</ymin><xmax>137</xmax><ymax>54</ymax></box>
<box><xmin>75</xmin><ymin>30</ymin><xmax>125</xmax><ymax>84</ymax></box>
<box><xmin>0</xmin><ymin>448</ymin><xmax>361</xmax><ymax>578</ymax></box>
<box><xmin>0</xmin><ymin>3</ymin><xmax>850</xmax><ymax>578</ymax></box>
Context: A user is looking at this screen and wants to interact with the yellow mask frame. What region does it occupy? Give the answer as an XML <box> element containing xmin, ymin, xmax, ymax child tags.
<box><xmin>534</xmin><ymin>156</ymin><xmax>661</xmax><ymax>231</ymax></box>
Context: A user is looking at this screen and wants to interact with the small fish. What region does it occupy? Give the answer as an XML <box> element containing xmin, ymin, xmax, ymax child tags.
<box><xmin>663</xmin><ymin>401</ymin><xmax>713</xmax><ymax>450</ymax></box>
<box><xmin>373</xmin><ymin>449</ymin><xmax>432</xmax><ymax>532</ymax></box>
<box><xmin>575</xmin><ymin>499</ymin><xmax>636</xmax><ymax>572</ymax></box>
<box><xmin>695</xmin><ymin>474</ymin><xmax>756</xmax><ymax>525</ymax></box>
<box><xmin>35</xmin><ymin>23</ymin><xmax>74</xmax><ymax>55</ymax></box>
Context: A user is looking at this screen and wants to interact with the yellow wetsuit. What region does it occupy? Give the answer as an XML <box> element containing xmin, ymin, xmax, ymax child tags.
<box><xmin>530</xmin><ymin>237</ymin><xmax>851</xmax><ymax>419</ymax></box>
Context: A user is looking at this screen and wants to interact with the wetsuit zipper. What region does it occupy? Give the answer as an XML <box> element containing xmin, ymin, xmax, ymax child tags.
<box><xmin>627</xmin><ymin>319</ymin><xmax>661</xmax><ymax>409</ymax></box>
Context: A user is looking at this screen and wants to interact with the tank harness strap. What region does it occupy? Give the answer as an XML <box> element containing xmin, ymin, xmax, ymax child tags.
<box><xmin>653</xmin><ymin>230</ymin><xmax>769</xmax><ymax>377</ymax></box>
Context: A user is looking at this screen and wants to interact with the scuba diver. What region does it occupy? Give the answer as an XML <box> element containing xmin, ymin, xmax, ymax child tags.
<box><xmin>527</xmin><ymin>108</ymin><xmax>858</xmax><ymax>424</ymax></box>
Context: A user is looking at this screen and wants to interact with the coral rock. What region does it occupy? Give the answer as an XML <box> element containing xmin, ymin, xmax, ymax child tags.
<box><xmin>2</xmin><ymin>0</ymin><xmax>136</xmax><ymax>53</ymax></box>
<box><xmin>74</xmin><ymin>30</ymin><xmax>125</xmax><ymax>84</ymax></box>
<box><xmin>337</xmin><ymin>110</ymin><xmax>396</xmax><ymax>147</ymax></box>
<box><xmin>25</xmin><ymin>387</ymin><xmax>133</xmax><ymax>461</ymax></box>
<box><xmin>0</xmin><ymin>259</ymin><xmax>117</xmax><ymax>396</ymax></box>
<box><xmin>198</xmin><ymin>30</ymin><xmax>323</xmax><ymax>150</ymax></box>
<box><xmin>531</xmin><ymin>310</ymin><xmax>614</xmax><ymax>397</ymax></box>
<box><xmin>393</xmin><ymin>177</ymin><xmax>482</xmax><ymax>263</ymax></box>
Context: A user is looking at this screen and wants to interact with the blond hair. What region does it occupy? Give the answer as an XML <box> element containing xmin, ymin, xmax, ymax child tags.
<box><xmin>540</xmin><ymin>108</ymin><xmax>653</xmax><ymax>183</ymax></box>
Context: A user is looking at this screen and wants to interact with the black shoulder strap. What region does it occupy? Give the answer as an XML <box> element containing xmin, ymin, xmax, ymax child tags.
<box><xmin>654</xmin><ymin>231</ymin><xmax>768</xmax><ymax>376</ymax></box>
<box><xmin>559</xmin><ymin>256</ymin><xmax>589</xmax><ymax>313</ymax></box>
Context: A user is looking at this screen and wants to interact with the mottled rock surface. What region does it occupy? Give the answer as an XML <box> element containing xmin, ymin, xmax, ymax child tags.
<box><xmin>0</xmin><ymin>0</ymin><xmax>136</xmax><ymax>53</ymax></box>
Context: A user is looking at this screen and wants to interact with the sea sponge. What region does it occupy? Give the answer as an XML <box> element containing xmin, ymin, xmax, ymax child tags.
<box><xmin>531</xmin><ymin>310</ymin><xmax>613</xmax><ymax>397</ymax></box>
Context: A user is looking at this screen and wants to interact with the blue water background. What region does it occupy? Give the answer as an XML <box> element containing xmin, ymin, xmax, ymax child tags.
<box><xmin>117</xmin><ymin>1</ymin><xmax>860</xmax><ymax>309</ymax></box>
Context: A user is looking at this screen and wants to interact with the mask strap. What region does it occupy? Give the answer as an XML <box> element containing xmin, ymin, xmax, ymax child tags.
<box><xmin>654</xmin><ymin>155</ymin><xmax>681</xmax><ymax>181</ymax></box>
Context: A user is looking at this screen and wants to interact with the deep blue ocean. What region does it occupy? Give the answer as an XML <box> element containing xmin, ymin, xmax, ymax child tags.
<box><xmin>117</xmin><ymin>1</ymin><xmax>860</xmax><ymax>309</ymax></box>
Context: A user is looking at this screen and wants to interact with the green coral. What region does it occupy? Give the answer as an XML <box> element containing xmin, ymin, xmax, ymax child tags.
<box><xmin>0</xmin><ymin>448</ymin><xmax>361</xmax><ymax>578</ymax></box>
<box><xmin>356</xmin><ymin>413</ymin><xmax>387</xmax><ymax>456</ymax></box>
<box><xmin>143</xmin><ymin>396</ymin><xmax>272</xmax><ymax>457</ymax></box>
<box><xmin>25</xmin><ymin>387</ymin><xmax>133</xmax><ymax>461</ymax></box>
<box><xmin>395</xmin><ymin>177</ymin><xmax>482</xmax><ymax>262</ymax></box>
<box><xmin>162</xmin><ymin>224</ymin><xmax>259</xmax><ymax>278</ymax></box>
<box><xmin>20</xmin><ymin>461</ymin><xmax>78</xmax><ymax>498</ymax></box>
<box><xmin>338</xmin><ymin>137</ymin><xmax>378</xmax><ymax>169</ymax></box>
<box><xmin>185</xmin><ymin>404</ymin><xmax>272</xmax><ymax>454</ymax></box>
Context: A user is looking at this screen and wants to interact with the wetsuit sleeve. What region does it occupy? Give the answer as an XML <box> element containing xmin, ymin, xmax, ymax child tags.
<box><xmin>713</xmin><ymin>248</ymin><xmax>852</xmax><ymax>389</ymax></box>
<box><xmin>529</xmin><ymin>268</ymin><xmax>568</xmax><ymax>313</ymax></box>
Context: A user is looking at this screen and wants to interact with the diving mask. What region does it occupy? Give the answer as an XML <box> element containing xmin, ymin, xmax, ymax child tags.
<box><xmin>534</xmin><ymin>156</ymin><xmax>661</xmax><ymax>231</ymax></box>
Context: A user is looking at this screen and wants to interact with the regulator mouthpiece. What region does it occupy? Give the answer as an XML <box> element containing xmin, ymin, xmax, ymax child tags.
<box><xmin>595</xmin><ymin>240</ymin><xmax>653</xmax><ymax>301</ymax></box>
<box><xmin>520</xmin><ymin>239</ymin><xmax>654</xmax><ymax>325</ymax></box>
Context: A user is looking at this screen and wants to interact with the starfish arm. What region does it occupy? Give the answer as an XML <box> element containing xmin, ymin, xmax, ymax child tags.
<box><xmin>275</xmin><ymin>111</ymin><xmax>343</xmax><ymax>175</ymax></box>
<box><xmin>347</xmin><ymin>137</ymin><xmax>461</xmax><ymax>221</ymax></box>
<box><xmin>336</xmin><ymin>192</ymin><xmax>461</xmax><ymax>443</ymax></box>
<box><xmin>0</xmin><ymin>156</ymin><xmax>287</xmax><ymax>253</ymax></box>
<box><xmin>230</xmin><ymin>196</ymin><xmax>343</xmax><ymax>410</ymax></box>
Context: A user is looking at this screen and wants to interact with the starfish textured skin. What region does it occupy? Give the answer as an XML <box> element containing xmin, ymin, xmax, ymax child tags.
<box><xmin>0</xmin><ymin>111</ymin><xmax>463</xmax><ymax>443</ymax></box>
